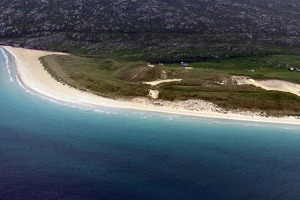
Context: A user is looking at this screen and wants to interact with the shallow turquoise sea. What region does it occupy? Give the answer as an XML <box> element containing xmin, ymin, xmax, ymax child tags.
<box><xmin>1</xmin><ymin>47</ymin><xmax>300</xmax><ymax>200</ymax></box>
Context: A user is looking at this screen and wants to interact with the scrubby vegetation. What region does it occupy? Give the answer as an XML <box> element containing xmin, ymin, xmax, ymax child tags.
<box><xmin>1</xmin><ymin>0</ymin><xmax>300</xmax><ymax>61</ymax></box>
<box><xmin>40</xmin><ymin>54</ymin><xmax>300</xmax><ymax>116</ymax></box>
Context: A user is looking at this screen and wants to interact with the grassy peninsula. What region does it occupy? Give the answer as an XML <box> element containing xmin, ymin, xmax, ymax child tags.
<box><xmin>40</xmin><ymin>54</ymin><xmax>300</xmax><ymax>116</ymax></box>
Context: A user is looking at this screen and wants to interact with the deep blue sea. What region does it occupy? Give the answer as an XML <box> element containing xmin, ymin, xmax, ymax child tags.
<box><xmin>1</xmin><ymin>47</ymin><xmax>300</xmax><ymax>200</ymax></box>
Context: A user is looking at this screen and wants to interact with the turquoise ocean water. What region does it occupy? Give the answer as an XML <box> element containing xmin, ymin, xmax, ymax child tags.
<box><xmin>1</xmin><ymin>47</ymin><xmax>300</xmax><ymax>200</ymax></box>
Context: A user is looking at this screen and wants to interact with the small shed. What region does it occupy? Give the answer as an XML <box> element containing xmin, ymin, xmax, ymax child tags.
<box><xmin>180</xmin><ymin>62</ymin><xmax>189</xmax><ymax>67</ymax></box>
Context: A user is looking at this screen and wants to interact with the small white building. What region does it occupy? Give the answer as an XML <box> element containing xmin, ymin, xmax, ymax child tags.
<box><xmin>180</xmin><ymin>62</ymin><xmax>189</xmax><ymax>67</ymax></box>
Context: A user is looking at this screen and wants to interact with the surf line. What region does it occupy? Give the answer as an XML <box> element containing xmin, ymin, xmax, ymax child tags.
<box><xmin>0</xmin><ymin>47</ymin><xmax>14</xmax><ymax>82</ymax></box>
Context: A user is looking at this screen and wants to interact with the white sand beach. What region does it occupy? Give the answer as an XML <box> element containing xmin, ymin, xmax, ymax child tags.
<box><xmin>3</xmin><ymin>46</ymin><xmax>300</xmax><ymax>125</ymax></box>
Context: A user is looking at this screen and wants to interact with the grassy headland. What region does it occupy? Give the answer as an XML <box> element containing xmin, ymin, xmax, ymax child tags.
<box><xmin>40</xmin><ymin>54</ymin><xmax>300</xmax><ymax>116</ymax></box>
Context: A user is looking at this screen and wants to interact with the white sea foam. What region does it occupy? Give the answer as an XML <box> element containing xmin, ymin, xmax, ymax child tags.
<box><xmin>0</xmin><ymin>48</ymin><xmax>13</xmax><ymax>81</ymax></box>
<box><xmin>94</xmin><ymin>109</ymin><xmax>105</xmax><ymax>113</ymax></box>
<box><xmin>49</xmin><ymin>99</ymin><xmax>59</xmax><ymax>104</ymax></box>
<box><xmin>16</xmin><ymin>76</ymin><xmax>35</xmax><ymax>95</ymax></box>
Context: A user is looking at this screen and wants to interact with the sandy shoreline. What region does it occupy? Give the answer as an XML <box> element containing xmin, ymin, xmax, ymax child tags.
<box><xmin>3</xmin><ymin>46</ymin><xmax>300</xmax><ymax>125</ymax></box>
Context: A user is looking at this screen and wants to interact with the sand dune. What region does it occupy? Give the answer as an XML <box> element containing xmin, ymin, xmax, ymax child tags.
<box><xmin>233</xmin><ymin>76</ymin><xmax>300</xmax><ymax>97</ymax></box>
<box><xmin>3</xmin><ymin>46</ymin><xmax>300</xmax><ymax>125</ymax></box>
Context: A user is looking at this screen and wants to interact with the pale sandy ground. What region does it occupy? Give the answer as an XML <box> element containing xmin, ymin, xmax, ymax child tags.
<box><xmin>3</xmin><ymin>46</ymin><xmax>300</xmax><ymax>125</ymax></box>
<box><xmin>143</xmin><ymin>79</ymin><xmax>182</xmax><ymax>86</ymax></box>
<box><xmin>232</xmin><ymin>76</ymin><xmax>300</xmax><ymax>97</ymax></box>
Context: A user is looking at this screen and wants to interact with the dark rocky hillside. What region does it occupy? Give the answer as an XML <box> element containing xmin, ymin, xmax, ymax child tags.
<box><xmin>1</xmin><ymin>0</ymin><xmax>300</xmax><ymax>61</ymax></box>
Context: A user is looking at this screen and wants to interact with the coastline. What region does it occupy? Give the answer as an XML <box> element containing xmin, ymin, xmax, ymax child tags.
<box><xmin>3</xmin><ymin>46</ymin><xmax>300</xmax><ymax>125</ymax></box>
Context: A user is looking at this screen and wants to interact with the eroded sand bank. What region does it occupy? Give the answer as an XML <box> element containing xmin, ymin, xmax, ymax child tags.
<box><xmin>232</xmin><ymin>76</ymin><xmax>300</xmax><ymax>97</ymax></box>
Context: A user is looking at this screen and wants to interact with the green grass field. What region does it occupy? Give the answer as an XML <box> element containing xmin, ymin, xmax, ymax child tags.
<box><xmin>40</xmin><ymin>54</ymin><xmax>300</xmax><ymax>116</ymax></box>
<box><xmin>167</xmin><ymin>55</ymin><xmax>300</xmax><ymax>83</ymax></box>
